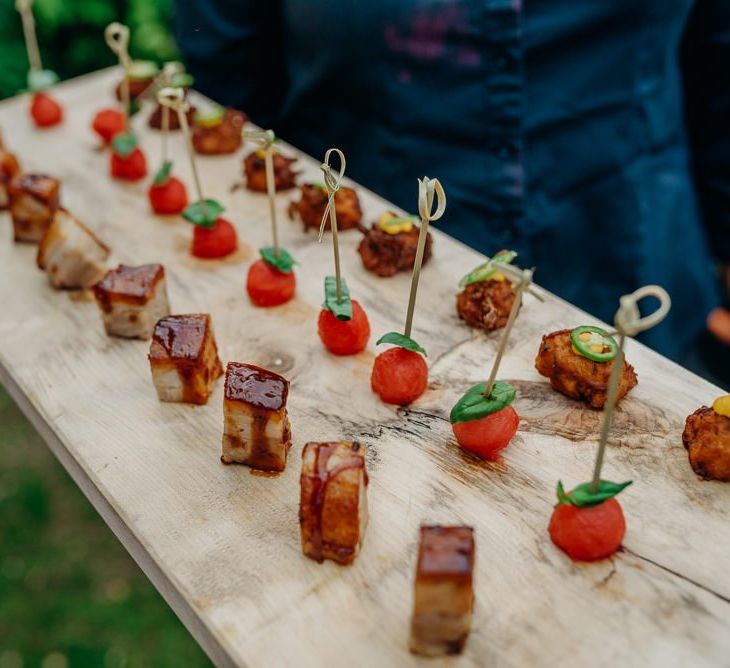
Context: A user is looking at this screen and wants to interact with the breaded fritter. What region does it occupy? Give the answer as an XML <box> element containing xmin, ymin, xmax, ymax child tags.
<box><xmin>456</xmin><ymin>279</ymin><xmax>515</xmax><ymax>331</ymax></box>
<box><xmin>682</xmin><ymin>407</ymin><xmax>730</xmax><ymax>481</ymax></box>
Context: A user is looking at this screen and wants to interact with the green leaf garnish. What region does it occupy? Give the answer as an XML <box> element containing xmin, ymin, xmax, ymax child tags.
<box><xmin>459</xmin><ymin>250</ymin><xmax>517</xmax><ymax>287</ymax></box>
<box><xmin>129</xmin><ymin>98</ymin><xmax>141</xmax><ymax>117</ymax></box>
<box><xmin>111</xmin><ymin>132</ymin><xmax>138</xmax><ymax>158</ymax></box>
<box><xmin>170</xmin><ymin>72</ymin><xmax>194</xmax><ymax>88</ymax></box>
<box><xmin>27</xmin><ymin>69</ymin><xmax>59</xmax><ymax>92</ymax></box>
<box><xmin>128</xmin><ymin>60</ymin><xmax>159</xmax><ymax>81</ymax></box>
<box><xmin>153</xmin><ymin>160</ymin><xmax>173</xmax><ymax>186</ymax></box>
<box><xmin>261</xmin><ymin>247</ymin><xmax>296</xmax><ymax>273</ymax></box>
<box><xmin>311</xmin><ymin>181</ymin><xmax>327</xmax><ymax>191</ymax></box>
<box><xmin>182</xmin><ymin>199</ymin><xmax>224</xmax><ymax>228</ymax></box>
<box><xmin>555</xmin><ymin>480</ymin><xmax>633</xmax><ymax>508</ymax></box>
<box><xmin>322</xmin><ymin>275</ymin><xmax>352</xmax><ymax>320</ymax></box>
<box><xmin>194</xmin><ymin>105</ymin><xmax>225</xmax><ymax>128</ymax></box>
<box><xmin>376</xmin><ymin>332</ymin><xmax>427</xmax><ymax>356</ymax></box>
<box><xmin>449</xmin><ymin>380</ymin><xmax>516</xmax><ymax>424</ymax></box>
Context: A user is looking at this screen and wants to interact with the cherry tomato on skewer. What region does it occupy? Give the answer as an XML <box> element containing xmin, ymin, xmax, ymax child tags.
<box><xmin>109</xmin><ymin>133</ymin><xmax>147</xmax><ymax>182</ymax></box>
<box><xmin>148</xmin><ymin>161</ymin><xmax>188</xmax><ymax>215</ymax></box>
<box><xmin>247</xmin><ymin>257</ymin><xmax>296</xmax><ymax>306</ymax></box>
<box><xmin>371</xmin><ymin>345</ymin><xmax>428</xmax><ymax>405</ymax></box>
<box><xmin>192</xmin><ymin>217</ymin><xmax>238</xmax><ymax>259</ymax></box>
<box><xmin>318</xmin><ymin>299</ymin><xmax>370</xmax><ymax>355</ymax></box>
<box><xmin>92</xmin><ymin>108</ymin><xmax>125</xmax><ymax>144</ymax></box>
<box><xmin>548</xmin><ymin>480</ymin><xmax>632</xmax><ymax>562</ymax></box>
<box><xmin>30</xmin><ymin>92</ymin><xmax>63</xmax><ymax>128</ymax></box>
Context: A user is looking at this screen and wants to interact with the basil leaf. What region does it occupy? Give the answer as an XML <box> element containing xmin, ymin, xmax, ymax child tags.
<box><xmin>153</xmin><ymin>160</ymin><xmax>173</xmax><ymax>186</ymax></box>
<box><xmin>182</xmin><ymin>199</ymin><xmax>224</xmax><ymax>228</ymax></box>
<box><xmin>322</xmin><ymin>275</ymin><xmax>352</xmax><ymax>320</ymax></box>
<box><xmin>449</xmin><ymin>380</ymin><xmax>516</xmax><ymax>424</ymax></box>
<box><xmin>129</xmin><ymin>98</ymin><xmax>141</xmax><ymax>117</ymax></box>
<box><xmin>27</xmin><ymin>69</ymin><xmax>59</xmax><ymax>92</ymax></box>
<box><xmin>261</xmin><ymin>247</ymin><xmax>296</xmax><ymax>273</ymax></box>
<box><xmin>111</xmin><ymin>132</ymin><xmax>138</xmax><ymax>158</ymax></box>
<box><xmin>555</xmin><ymin>480</ymin><xmax>633</xmax><ymax>508</ymax></box>
<box><xmin>375</xmin><ymin>332</ymin><xmax>427</xmax><ymax>356</ymax></box>
<box><xmin>459</xmin><ymin>250</ymin><xmax>518</xmax><ymax>287</ymax></box>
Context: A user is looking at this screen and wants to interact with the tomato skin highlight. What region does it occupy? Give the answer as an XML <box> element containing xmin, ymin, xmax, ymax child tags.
<box><xmin>246</xmin><ymin>258</ymin><xmax>296</xmax><ymax>306</ymax></box>
<box><xmin>318</xmin><ymin>300</ymin><xmax>370</xmax><ymax>355</ymax></box>
<box><xmin>548</xmin><ymin>498</ymin><xmax>626</xmax><ymax>562</ymax></box>
<box><xmin>110</xmin><ymin>147</ymin><xmax>147</xmax><ymax>181</ymax></box>
<box><xmin>30</xmin><ymin>93</ymin><xmax>63</xmax><ymax>128</ymax></box>
<box><xmin>92</xmin><ymin>108</ymin><xmax>125</xmax><ymax>143</ymax></box>
<box><xmin>148</xmin><ymin>176</ymin><xmax>188</xmax><ymax>214</ymax></box>
<box><xmin>371</xmin><ymin>347</ymin><xmax>428</xmax><ymax>405</ymax></box>
<box><xmin>191</xmin><ymin>217</ymin><xmax>238</xmax><ymax>259</ymax></box>
<box><xmin>452</xmin><ymin>405</ymin><xmax>519</xmax><ymax>460</ymax></box>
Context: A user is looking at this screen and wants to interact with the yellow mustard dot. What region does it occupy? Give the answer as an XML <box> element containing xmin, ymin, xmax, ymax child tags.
<box><xmin>591</xmin><ymin>344</ymin><xmax>604</xmax><ymax>353</ymax></box>
<box><xmin>579</xmin><ymin>332</ymin><xmax>591</xmax><ymax>342</ymax></box>
<box><xmin>712</xmin><ymin>395</ymin><xmax>730</xmax><ymax>417</ymax></box>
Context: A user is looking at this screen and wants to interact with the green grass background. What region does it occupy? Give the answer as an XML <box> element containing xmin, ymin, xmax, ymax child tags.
<box><xmin>1</xmin><ymin>2</ymin><xmax>213</xmax><ymax>665</ymax></box>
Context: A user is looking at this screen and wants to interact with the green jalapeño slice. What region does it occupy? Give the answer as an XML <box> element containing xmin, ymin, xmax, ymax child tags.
<box><xmin>570</xmin><ymin>326</ymin><xmax>618</xmax><ymax>362</ymax></box>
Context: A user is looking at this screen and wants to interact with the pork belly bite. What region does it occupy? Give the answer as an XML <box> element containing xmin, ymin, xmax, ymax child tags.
<box><xmin>534</xmin><ymin>329</ymin><xmax>637</xmax><ymax>408</ymax></box>
<box><xmin>192</xmin><ymin>108</ymin><xmax>246</xmax><ymax>155</ymax></box>
<box><xmin>0</xmin><ymin>148</ymin><xmax>21</xmax><ymax>210</ymax></box>
<box><xmin>37</xmin><ymin>209</ymin><xmax>110</xmax><ymax>289</ymax></box>
<box><xmin>149</xmin><ymin>314</ymin><xmax>223</xmax><ymax>405</ymax></box>
<box><xmin>683</xmin><ymin>406</ymin><xmax>730</xmax><ymax>482</ymax></box>
<box><xmin>222</xmin><ymin>363</ymin><xmax>292</xmax><ymax>471</ymax></box>
<box><xmin>410</xmin><ymin>526</ymin><xmax>475</xmax><ymax>656</ymax></box>
<box><xmin>8</xmin><ymin>174</ymin><xmax>60</xmax><ymax>243</ymax></box>
<box><xmin>93</xmin><ymin>264</ymin><xmax>170</xmax><ymax>339</ymax></box>
<box><xmin>244</xmin><ymin>150</ymin><xmax>298</xmax><ymax>192</ymax></box>
<box><xmin>299</xmin><ymin>441</ymin><xmax>369</xmax><ymax>565</ymax></box>
<box><xmin>456</xmin><ymin>279</ymin><xmax>515</xmax><ymax>330</ymax></box>
<box><xmin>358</xmin><ymin>212</ymin><xmax>433</xmax><ymax>277</ymax></box>
<box><xmin>288</xmin><ymin>184</ymin><xmax>362</xmax><ymax>232</ymax></box>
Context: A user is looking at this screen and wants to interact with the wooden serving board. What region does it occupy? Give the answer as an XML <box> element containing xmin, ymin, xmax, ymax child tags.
<box><xmin>1</xmin><ymin>69</ymin><xmax>729</xmax><ymax>668</ymax></box>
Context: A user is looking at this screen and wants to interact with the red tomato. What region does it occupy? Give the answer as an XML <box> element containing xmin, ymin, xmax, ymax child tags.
<box><xmin>110</xmin><ymin>148</ymin><xmax>147</xmax><ymax>181</ymax></box>
<box><xmin>191</xmin><ymin>217</ymin><xmax>238</xmax><ymax>259</ymax></box>
<box><xmin>452</xmin><ymin>406</ymin><xmax>519</xmax><ymax>460</ymax></box>
<box><xmin>30</xmin><ymin>92</ymin><xmax>63</xmax><ymax>128</ymax></box>
<box><xmin>148</xmin><ymin>176</ymin><xmax>188</xmax><ymax>214</ymax></box>
<box><xmin>92</xmin><ymin>108</ymin><xmax>125</xmax><ymax>143</ymax></box>
<box><xmin>246</xmin><ymin>258</ymin><xmax>296</xmax><ymax>306</ymax></box>
<box><xmin>548</xmin><ymin>498</ymin><xmax>626</xmax><ymax>562</ymax></box>
<box><xmin>318</xmin><ymin>300</ymin><xmax>370</xmax><ymax>355</ymax></box>
<box><xmin>371</xmin><ymin>347</ymin><xmax>428</xmax><ymax>405</ymax></box>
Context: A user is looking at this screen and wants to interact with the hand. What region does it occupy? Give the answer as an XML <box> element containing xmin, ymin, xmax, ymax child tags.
<box><xmin>707</xmin><ymin>266</ymin><xmax>730</xmax><ymax>345</ymax></box>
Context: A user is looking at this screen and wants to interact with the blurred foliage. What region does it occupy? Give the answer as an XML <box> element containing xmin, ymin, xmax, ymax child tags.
<box><xmin>0</xmin><ymin>386</ymin><xmax>211</xmax><ymax>667</ymax></box>
<box><xmin>0</xmin><ymin>0</ymin><xmax>179</xmax><ymax>99</ymax></box>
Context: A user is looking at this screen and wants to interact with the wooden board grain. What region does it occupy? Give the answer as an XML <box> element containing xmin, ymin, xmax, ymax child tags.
<box><xmin>1</xmin><ymin>69</ymin><xmax>729</xmax><ymax>668</ymax></box>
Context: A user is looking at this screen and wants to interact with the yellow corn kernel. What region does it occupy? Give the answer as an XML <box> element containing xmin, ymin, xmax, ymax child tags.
<box><xmin>579</xmin><ymin>332</ymin><xmax>592</xmax><ymax>342</ymax></box>
<box><xmin>591</xmin><ymin>344</ymin><xmax>604</xmax><ymax>353</ymax></box>
<box><xmin>712</xmin><ymin>395</ymin><xmax>730</xmax><ymax>417</ymax></box>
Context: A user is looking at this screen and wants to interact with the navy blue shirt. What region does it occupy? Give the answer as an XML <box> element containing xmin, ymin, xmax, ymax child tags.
<box><xmin>174</xmin><ymin>0</ymin><xmax>729</xmax><ymax>361</ymax></box>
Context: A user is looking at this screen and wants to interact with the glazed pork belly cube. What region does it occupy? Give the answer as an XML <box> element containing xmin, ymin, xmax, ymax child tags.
<box><xmin>222</xmin><ymin>363</ymin><xmax>292</xmax><ymax>471</ymax></box>
<box><xmin>299</xmin><ymin>441</ymin><xmax>369</xmax><ymax>565</ymax></box>
<box><xmin>410</xmin><ymin>525</ymin><xmax>475</xmax><ymax>656</ymax></box>
<box><xmin>0</xmin><ymin>149</ymin><xmax>21</xmax><ymax>209</ymax></box>
<box><xmin>148</xmin><ymin>314</ymin><xmax>223</xmax><ymax>405</ymax></box>
<box><xmin>93</xmin><ymin>264</ymin><xmax>170</xmax><ymax>339</ymax></box>
<box><xmin>36</xmin><ymin>209</ymin><xmax>110</xmax><ymax>289</ymax></box>
<box><xmin>8</xmin><ymin>174</ymin><xmax>60</xmax><ymax>242</ymax></box>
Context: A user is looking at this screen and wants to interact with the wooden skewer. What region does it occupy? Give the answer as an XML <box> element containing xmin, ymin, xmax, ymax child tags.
<box><xmin>590</xmin><ymin>285</ymin><xmax>671</xmax><ymax>490</ymax></box>
<box><xmin>319</xmin><ymin>148</ymin><xmax>347</xmax><ymax>302</ymax></box>
<box><xmin>244</xmin><ymin>129</ymin><xmax>279</xmax><ymax>256</ymax></box>
<box><xmin>403</xmin><ymin>177</ymin><xmax>446</xmax><ymax>339</ymax></box>
<box><xmin>104</xmin><ymin>23</ymin><xmax>132</xmax><ymax>132</ymax></box>
<box><xmin>16</xmin><ymin>0</ymin><xmax>42</xmax><ymax>73</ymax></box>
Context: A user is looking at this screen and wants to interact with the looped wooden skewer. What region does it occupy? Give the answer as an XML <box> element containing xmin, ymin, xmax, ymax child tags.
<box><xmin>403</xmin><ymin>176</ymin><xmax>447</xmax><ymax>339</ymax></box>
<box><xmin>158</xmin><ymin>86</ymin><xmax>206</xmax><ymax>212</ymax></box>
<box><xmin>318</xmin><ymin>148</ymin><xmax>347</xmax><ymax>302</ymax></box>
<box><xmin>318</xmin><ymin>148</ymin><xmax>346</xmax><ymax>241</ymax></box>
<box><xmin>105</xmin><ymin>22</ymin><xmax>132</xmax><ymax>129</ymax></box>
<box><xmin>483</xmin><ymin>267</ymin><xmax>534</xmax><ymax>398</ymax></box>
<box><xmin>590</xmin><ymin>284</ymin><xmax>671</xmax><ymax>491</ymax></box>
<box><xmin>244</xmin><ymin>129</ymin><xmax>280</xmax><ymax>255</ymax></box>
<box><xmin>16</xmin><ymin>0</ymin><xmax>42</xmax><ymax>72</ymax></box>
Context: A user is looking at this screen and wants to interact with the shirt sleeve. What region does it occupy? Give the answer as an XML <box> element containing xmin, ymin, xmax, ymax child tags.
<box><xmin>682</xmin><ymin>0</ymin><xmax>730</xmax><ymax>263</ymax></box>
<box><xmin>172</xmin><ymin>0</ymin><xmax>285</xmax><ymax>125</ymax></box>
